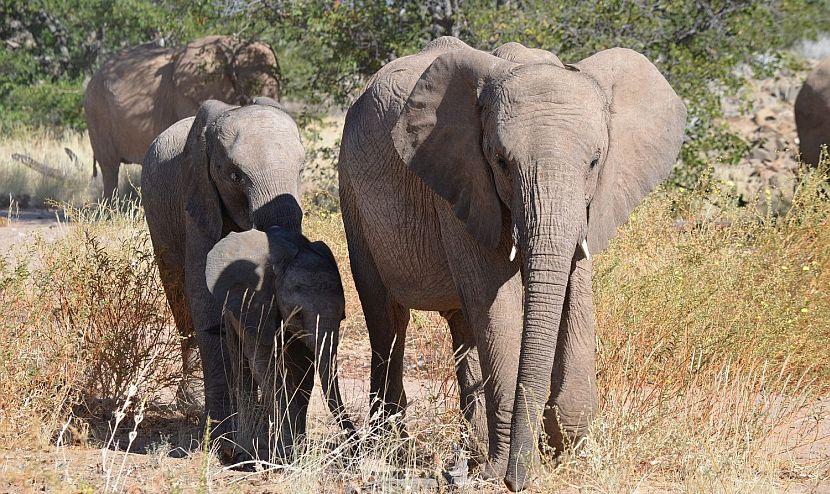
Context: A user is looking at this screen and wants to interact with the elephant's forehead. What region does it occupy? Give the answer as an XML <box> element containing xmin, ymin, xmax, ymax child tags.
<box><xmin>218</xmin><ymin>115</ymin><xmax>303</xmax><ymax>166</ymax></box>
<box><xmin>283</xmin><ymin>258</ymin><xmax>343</xmax><ymax>296</ymax></box>
<box><xmin>494</xmin><ymin>65</ymin><xmax>607</xmax><ymax>113</ymax></box>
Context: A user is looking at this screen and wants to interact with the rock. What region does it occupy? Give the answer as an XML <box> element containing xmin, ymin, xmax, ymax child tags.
<box><xmin>754</xmin><ymin>107</ymin><xmax>778</xmax><ymax>130</ymax></box>
<box><xmin>750</xmin><ymin>146</ymin><xmax>775</xmax><ymax>162</ymax></box>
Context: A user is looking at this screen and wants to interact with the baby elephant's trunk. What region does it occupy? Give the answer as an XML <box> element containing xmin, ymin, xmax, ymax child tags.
<box><xmin>306</xmin><ymin>314</ymin><xmax>356</xmax><ymax>438</ymax></box>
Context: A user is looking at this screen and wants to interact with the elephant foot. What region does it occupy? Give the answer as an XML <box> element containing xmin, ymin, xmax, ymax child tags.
<box><xmin>480</xmin><ymin>460</ymin><xmax>505</xmax><ymax>483</ymax></box>
<box><xmin>459</xmin><ymin>462</ymin><xmax>512</xmax><ymax>491</ymax></box>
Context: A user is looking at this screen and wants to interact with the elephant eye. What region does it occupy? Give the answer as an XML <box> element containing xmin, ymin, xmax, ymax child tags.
<box><xmin>229</xmin><ymin>171</ymin><xmax>244</xmax><ymax>183</ymax></box>
<box><xmin>589</xmin><ymin>153</ymin><xmax>600</xmax><ymax>169</ymax></box>
<box><xmin>497</xmin><ymin>156</ymin><xmax>509</xmax><ymax>172</ymax></box>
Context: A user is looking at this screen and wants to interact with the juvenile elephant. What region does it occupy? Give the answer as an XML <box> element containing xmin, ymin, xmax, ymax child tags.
<box><xmin>85</xmin><ymin>35</ymin><xmax>280</xmax><ymax>198</ymax></box>
<box><xmin>338</xmin><ymin>37</ymin><xmax>686</xmax><ymax>490</ymax></box>
<box><xmin>795</xmin><ymin>56</ymin><xmax>830</xmax><ymax>166</ymax></box>
<box><xmin>205</xmin><ymin>227</ymin><xmax>355</xmax><ymax>461</ymax></box>
<box><xmin>142</xmin><ymin>98</ymin><xmax>304</xmax><ymax>445</ymax></box>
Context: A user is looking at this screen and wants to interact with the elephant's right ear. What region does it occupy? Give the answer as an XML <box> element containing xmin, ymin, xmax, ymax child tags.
<box><xmin>205</xmin><ymin>230</ymin><xmax>279</xmax><ymax>335</ymax></box>
<box><xmin>184</xmin><ymin>99</ymin><xmax>233</xmax><ymax>241</ymax></box>
<box><xmin>391</xmin><ymin>49</ymin><xmax>510</xmax><ymax>250</ymax></box>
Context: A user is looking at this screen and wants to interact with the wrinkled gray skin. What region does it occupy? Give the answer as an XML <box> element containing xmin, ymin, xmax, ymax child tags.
<box><xmin>205</xmin><ymin>228</ymin><xmax>355</xmax><ymax>461</ymax></box>
<box><xmin>338</xmin><ymin>37</ymin><xmax>686</xmax><ymax>491</ymax></box>
<box><xmin>142</xmin><ymin>98</ymin><xmax>304</xmax><ymax>448</ymax></box>
<box><xmin>85</xmin><ymin>35</ymin><xmax>281</xmax><ymax>198</ymax></box>
<box><xmin>795</xmin><ymin>56</ymin><xmax>830</xmax><ymax>166</ymax></box>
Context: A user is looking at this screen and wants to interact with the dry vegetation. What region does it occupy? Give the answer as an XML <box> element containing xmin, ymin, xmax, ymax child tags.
<box><xmin>0</xmin><ymin>128</ymin><xmax>828</xmax><ymax>492</ymax></box>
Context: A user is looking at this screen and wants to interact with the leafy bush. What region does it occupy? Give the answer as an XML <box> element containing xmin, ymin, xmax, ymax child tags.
<box><xmin>2</xmin><ymin>0</ymin><xmax>830</xmax><ymax>180</ymax></box>
<box><xmin>1</xmin><ymin>80</ymin><xmax>85</xmax><ymax>130</ymax></box>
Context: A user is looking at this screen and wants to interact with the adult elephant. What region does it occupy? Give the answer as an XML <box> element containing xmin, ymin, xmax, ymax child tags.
<box><xmin>795</xmin><ymin>56</ymin><xmax>830</xmax><ymax>166</ymax></box>
<box><xmin>337</xmin><ymin>37</ymin><xmax>686</xmax><ymax>491</ymax></box>
<box><xmin>142</xmin><ymin>97</ymin><xmax>303</xmax><ymax>449</ymax></box>
<box><xmin>85</xmin><ymin>35</ymin><xmax>280</xmax><ymax>198</ymax></box>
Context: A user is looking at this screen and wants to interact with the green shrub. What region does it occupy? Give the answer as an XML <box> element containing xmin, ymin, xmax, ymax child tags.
<box><xmin>1</xmin><ymin>80</ymin><xmax>85</xmax><ymax>131</ymax></box>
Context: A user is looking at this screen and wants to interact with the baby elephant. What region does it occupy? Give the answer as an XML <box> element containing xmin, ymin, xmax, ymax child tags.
<box><xmin>205</xmin><ymin>227</ymin><xmax>355</xmax><ymax>462</ymax></box>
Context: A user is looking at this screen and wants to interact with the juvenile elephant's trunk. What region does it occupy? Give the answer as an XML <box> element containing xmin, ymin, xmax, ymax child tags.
<box><xmin>505</xmin><ymin>164</ymin><xmax>585</xmax><ymax>491</ymax></box>
<box><xmin>305</xmin><ymin>314</ymin><xmax>356</xmax><ymax>437</ymax></box>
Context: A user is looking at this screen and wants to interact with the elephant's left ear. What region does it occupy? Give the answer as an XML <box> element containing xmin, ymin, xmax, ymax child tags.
<box><xmin>391</xmin><ymin>48</ymin><xmax>513</xmax><ymax>250</ymax></box>
<box><xmin>575</xmin><ymin>48</ymin><xmax>687</xmax><ymax>253</ymax></box>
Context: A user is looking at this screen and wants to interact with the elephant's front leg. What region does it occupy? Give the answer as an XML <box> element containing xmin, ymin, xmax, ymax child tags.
<box><xmin>442</xmin><ymin>309</ymin><xmax>488</xmax><ymax>464</ymax></box>
<box><xmin>544</xmin><ymin>257</ymin><xmax>597</xmax><ymax>456</ymax></box>
<box><xmin>184</xmin><ymin>232</ymin><xmax>234</xmax><ymax>448</ymax></box>
<box><xmin>438</xmin><ymin>215</ymin><xmax>523</xmax><ymax>478</ymax></box>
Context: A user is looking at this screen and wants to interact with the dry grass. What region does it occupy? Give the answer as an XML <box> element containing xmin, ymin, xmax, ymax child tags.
<box><xmin>0</xmin><ymin>197</ymin><xmax>181</xmax><ymax>449</ymax></box>
<box><xmin>0</xmin><ymin>124</ymin><xmax>828</xmax><ymax>492</ymax></box>
<box><xmin>0</xmin><ymin>128</ymin><xmax>143</xmax><ymax>207</ymax></box>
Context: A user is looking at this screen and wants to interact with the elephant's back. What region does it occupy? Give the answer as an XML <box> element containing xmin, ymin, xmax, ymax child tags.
<box><xmin>796</xmin><ymin>57</ymin><xmax>830</xmax><ymax>165</ymax></box>
<box><xmin>88</xmin><ymin>43</ymin><xmax>177</xmax><ymax>164</ymax></box>
<box><xmin>171</xmin><ymin>36</ymin><xmax>238</xmax><ymax>118</ymax></box>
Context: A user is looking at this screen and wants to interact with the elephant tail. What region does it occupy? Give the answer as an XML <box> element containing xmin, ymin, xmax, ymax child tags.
<box><xmin>91</xmin><ymin>156</ymin><xmax>98</xmax><ymax>178</ymax></box>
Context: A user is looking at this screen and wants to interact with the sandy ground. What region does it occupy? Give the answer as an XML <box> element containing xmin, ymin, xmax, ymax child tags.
<box><xmin>0</xmin><ymin>209</ymin><xmax>67</xmax><ymax>247</ymax></box>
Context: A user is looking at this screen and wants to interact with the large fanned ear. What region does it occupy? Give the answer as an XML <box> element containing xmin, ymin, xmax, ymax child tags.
<box><xmin>184</xmin><ymin>99</ymin><xmax>234</xmax><ymax>241</ymax></box>
<box><xmin>575</xmin><ymin>48</ymin><xmax>687</xmax><ymax>253</ymax></box>
<box><xmin>205</xmin><ymin>230</ymin><xmax>279</xmax><ymax>337</ymax></box>
<box><xmin>391</xmin><ymin>48</ymin><xmax>511</xmax><ymax>250</ymax></box>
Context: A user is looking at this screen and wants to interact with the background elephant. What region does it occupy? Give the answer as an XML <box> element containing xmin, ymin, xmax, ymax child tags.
<box><xmin>338</xmin><ymin>36</ymin><xmax>685</xmax><ymax>490</ymax></box>
<box><xmin>795</xmin><ymin>56</ymin><xmax>830</xmax><ymax>166</ymax></box>
<box><xmin>142</xmin><ymin>98</ymin><xmax>304</xmax><ymax>448</ymax></box>
<box><xmin>84</xmin><ymin>35</ymin><xmax>281</xmax><ymax>198</ymax></box>
<box><xmin>205</xmin><ymin>227</ymin><xmax>355</xmax><ymax>462</ymax></box>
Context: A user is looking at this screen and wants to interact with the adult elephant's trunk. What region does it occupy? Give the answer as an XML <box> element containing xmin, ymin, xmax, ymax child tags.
<box><xmin>505</xmin><ymin>164</ymin><xmax>585</xmax><ymax>491</ymax></box>
<box><xmin>250</xmin><ymin>185</ymin><xmax>302</xmax><ymax>233</ymax></box>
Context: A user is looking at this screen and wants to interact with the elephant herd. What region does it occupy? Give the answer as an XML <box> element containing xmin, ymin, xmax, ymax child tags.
<box><xmin>84</xmin><ymin>34</ymin><xmax>829</xmax><ymax>491</ymax></box>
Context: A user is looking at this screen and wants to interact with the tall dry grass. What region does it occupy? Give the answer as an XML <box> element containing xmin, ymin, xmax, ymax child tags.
<box><xmin>0</xmin><ymin>152</ymin><xmax>827</xmax><ymax>491</ymax></box>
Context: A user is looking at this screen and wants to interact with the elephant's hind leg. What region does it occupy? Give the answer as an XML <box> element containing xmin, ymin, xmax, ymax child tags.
<box><xmin>544</xmin><ymin>257</ymin><xmax>597</xmax><ymax>457</ymax></box>
<box><xmin>443</xmin><ymin>309</ymin><xmax>488</xmax><ymax>465</ymax></box>
<box><xmin>99</xmin><ymin>156</ymin><xmax>122</xmax><ymax>200</ymax></box>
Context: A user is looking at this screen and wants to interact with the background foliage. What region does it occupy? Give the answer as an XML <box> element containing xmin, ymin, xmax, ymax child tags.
<box><xmin>2</xmin><ymin>0</ymin><xmax>829</xmax><ymax>186</ymax></box>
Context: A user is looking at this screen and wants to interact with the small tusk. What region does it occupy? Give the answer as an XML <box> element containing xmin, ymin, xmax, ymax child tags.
<box><xmin>509</xmin><ymin>243</ymin><xmax>518</xmax><ymax>262</ymax></box>
<box><xmin>580</xmin><ymin>238</ymin><xmax>591</xmax><ymax>260</ymax></box>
